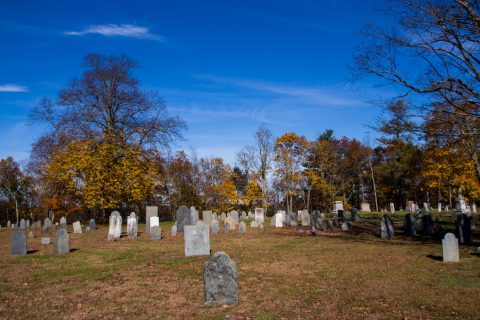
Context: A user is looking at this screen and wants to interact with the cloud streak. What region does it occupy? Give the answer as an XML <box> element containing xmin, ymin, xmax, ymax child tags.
<box><xmin>65</xmin><ymin>24</ymin><xmax>163</xmax><ymax>41</ymax></box>
<box><xmin>0</xmin><ymin>84</ymin><xmax>28</xmax><ymax>92</ymax></box>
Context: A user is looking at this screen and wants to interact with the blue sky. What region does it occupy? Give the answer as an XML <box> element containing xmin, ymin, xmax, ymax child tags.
<box><xmin>0</xmin><ymin>0</ymin><xmax>392</xmax><ymax>164</ymax></box>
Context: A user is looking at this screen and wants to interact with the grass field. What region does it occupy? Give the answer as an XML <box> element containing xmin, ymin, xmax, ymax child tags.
<box><xmin>0</xmin><ymin>212</ymin><xmax>479</xmax><ymax>319</ymax></box>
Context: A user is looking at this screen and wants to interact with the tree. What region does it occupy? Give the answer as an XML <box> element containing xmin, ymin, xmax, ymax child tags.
<box><xmin>0</xmin><ymin>157</ymin><xmax>25</xmax><ymax>224</ymax></box>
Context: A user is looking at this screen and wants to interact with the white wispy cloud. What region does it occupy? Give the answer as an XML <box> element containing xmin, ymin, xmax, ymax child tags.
<box><xmin>0</xmin><ymin>84</ymin><xmax>28</xmax><ymax>92</ymax></box>
<box><xmin>64</xmin><ymin>24</ymin><xmax>163</xmax><ymax>41</ymax></box>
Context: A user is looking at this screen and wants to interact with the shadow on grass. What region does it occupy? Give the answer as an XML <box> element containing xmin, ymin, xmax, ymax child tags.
<box><xmin>69</xmin><ymin>248</ymin><xmax>79</xmax><ymax>253</ymax></box>
<box><xmin>27</xmin><ymin>249</ymin><xmax>39</xmax><ymax>254</ymax></box>
<box><xmin>426</xmin><ymin>254</ymin><xmax>443</xmax><ymax>261</ymax></box>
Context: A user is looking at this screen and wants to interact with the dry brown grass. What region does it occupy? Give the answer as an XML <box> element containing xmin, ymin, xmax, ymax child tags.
<box><xmin>0</xmin><ymin>215</ymin><xmax>479</xmax><ymax>319</ymax></box>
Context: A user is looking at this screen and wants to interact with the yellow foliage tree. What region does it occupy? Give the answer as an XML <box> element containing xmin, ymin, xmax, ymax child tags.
<box><xmin>242</xmin><ymin>175</ymin><xmax>263</xmax><ymax>207</ymax></box>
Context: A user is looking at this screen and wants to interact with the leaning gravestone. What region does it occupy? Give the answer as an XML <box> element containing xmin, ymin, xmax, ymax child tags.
<box><xmin>381</xmin><ymin>214</ymin><xmax>394</xmax><ymax>240</ymax></box>
<box><xmin>191</xmin><ymin>206</ymin><xmax>199</xmax><ymax>225</ymax></box>
<box><xmin>301</xmin><ymin>210</ymin><xmax>310</xmax><ymax>227</ymax></box>
<box><xmin>211</xmin><ymin>220</ymin><xmax>219</xmax><ymax>235</ymax></box>
<box><xmin>73</xmin><ymin>221</ymin><xmax>82</xmax><ymax>234</ymax></box>
<box><xmin>11</xmin><ymin>229</ymin><xmax>27</xmax><ymax>255</ymax></box>
<box><xmin>150</xmin><ymin>225</ymin><xmax>161</xmax><ymax>240</ymax></box>
<box><xmin>89</xmin><ymin>219</ymin><xmax>96</xmax><ymax>230</ymax></box>
<box><xmin>204</xmin><ymin>252</ymin><xmax>238</xmax><ymax>306</ymax></box>
<box><xmin>127</xmin><ymin>213</ymin><xmax>138</xmax><ymax>238</ymax></box>
<box><xmin>203</xmin><ymin>211</ymin><xmax>213</xmax><ymax>225</ymax></box>
<box><xmin>442</xmin><ymin>233</ymin><xmax>460</xmax><ymax>262</ymax></box>
<box><xmin>108</xmin><ymin>211</ymin><xmax>122</xmax><ymax>241</ymax></box>
<box><xmin>145</xmin><ymin>206</ymin><xmax>158</xmax><ymax>235</ymax></box>
<box><xmin>54</xmin><ymin>229</ymin><xmax>70</xmax><ymax>255</ymax></box>
<box><xmin>224</xmin><ymin>217</ymin><xmax>236</xmax><ymax>230</ymax></box>
<box><xmin>19</xmin><ymin>219</ymin><xmax>26</xmax><ymax>230</ymax></box>
<box><xmin>239</xmin><ymin>221</ymin><xmax>246</xmax><ymax>233</ymax></box>
<box><xmin>176</xmin><ymin>206</ymin><xmax>192</xmax><ymax>233</ymax></box>
<box><xmin>184</xmin><ymin>224</ymin><xmax>210</xmax><ymax>256</ymax></box>
<box><xmin>254</xmin><ymin>208</ymin><xmax>264</xmax><ymax>224</ymax></box>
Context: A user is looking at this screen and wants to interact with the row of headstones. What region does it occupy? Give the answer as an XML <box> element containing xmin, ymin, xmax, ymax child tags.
<box><xmin>11</xmin><ymin>228</ymin><xmax>71</xmax><ymax>256</ymax></box>
<box><xmin>5</xmin><ymin>217</ymin><xmax>96</xmax><ymax>232</ymax></box>
<box><xmin>269</xmin><ymin>210</ymin><xmax>354</xmax><ymax>232</ymax></box>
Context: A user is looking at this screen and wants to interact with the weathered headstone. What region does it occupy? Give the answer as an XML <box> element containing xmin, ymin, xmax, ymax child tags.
<box><xmin>108</xmin><ymin>211</ymin><xmax>122</xmax><ymax>241</ymax></box>
<box><xmin>442</xmin><ymin>233</ymin><xmax>460</xmax><ymax>262</ymax></box>
<box><xmin>89</xmin><ymin>219</ymin><xmax>96</xmax><ymax>230</ymax></box>
<box><xmin>341</xmin><ymin>221</ymin><xmax>351</xmax><ymax>231</ymax></box>
<box><xmin>150</xmin><ymin>216</ymin><xmax>160</xmax><ymax>234</ymax></box>
<box><xmin>381</xmin><ymin>214</ymin><xmax>394</xmax><ymax>240</ymax></box>
<box><xmin>390</xmin><ymin>203</ymin><xmax>395</xmax><ymax>214</ymax></box>
<box><xmin>127</xmin><ymin>213</ymin><xmax>138</xmax><ymax>238</ymax></box>
<box><xmin>85</xmin><ymin>226</ymin><xmax>91</xmax><ymax>232</ymax></box>
<box><xmin>73</xmin><ymin>221</ymin><xmax>82</xmax><ymax>234</ymax></box>
<box><xmin>203</xmin><ymin>211</ymin><xmax>213</xmax><ymax>225</ymax></box>
<box><xmin>184</xmin><ymin>224</ymin><xmax>210</xmax><ymax>256</ymax></box>
<box><xmin>60</xmin><ymin>217</ymin><xmax>66</xmax><ymax>225</ymax></box>
<box><xmin>150</xmin><ymin>225</ymin><xmax>161</xmax><ymax>240</ymax></box>
<box><xmin>472</xmin><ymin>203</ymin><xmax>477</xmax><ymax>214</ymax></box>
<box><xmin>285</xmin><ymin>213</ymin><xmax>292</xmax><ymax>226</ymax></box>
<box><xmin>28</xmin><ymin>230</ymin><xmax>34</xmax><ymax>239</ymax></box>
<box><xmin>11</xmin><ymin>230</ymin><xmax>27</xmax><ymax>255</ymax></box>
<box><xmin>191</xmin><ymin>206</ymin><xmax>199</xmax><ymax>225</ymax></box>
<box><xmin>211</xmin><ymin>220</ymin><xmax>219</xmax><ymax>235</ymax></box>
<box><xmin>26</xmin><ymin>219</ymin><xmax>30</xmax><ymax>228</ymax></box>
<box><xmin>231</xmin><ymin>211</ymin><xmax>239</xmax><ymax>225</ymax></box>
<box><xmin>44</xmin><ymin>217</ymin><xmax>52</xmax><ymax>227</ymax></box>
<box><xmin>254</xmin><ymin>208</ymin><xmax>264</xmax><ymax>224</ymax></box>
<box><xmin>204</xmin><ymin>252</ymin><xmax>238</xmax><ymax>306</ymax></box>
<box><xmin>55</xmin><ymin>228</ymin><xmax>70</xmax><ymax>254</ymax></box>
<box><xmin>275</xmin><ymin>212</ymin><xmax>283</xmax><ymax>228</ymax></box>
<box><xmin>361</xmin><ymin>202</ymin><xmax>371</xmax><ymax>212</ymax></box>
<box><xmin>223</xmin><ymin>222</ymin><xmax>230</xmax><ymax>234</ymax></box>
<box><xmin>250</xmin><ymin>221</ymin><xmax>258</xmax><ymax>228</ymax></box>
<box><xmin>19</xmin><ymin>219</ymin><xmax>26</xmax><ymax>230</ymax></box>
<box><xmin>171</xmin><ymin>224</ymin><xmax>177</xmax><ymax>236</ymax></box>
<box><xmin>145</xmin><ymin>206</ymin><xmax>158</xmax><ymax>235</ymax></box>
<box><xmin>301</xmin><ymin>210</ymin><xmax>310</xmax><ymax>226</ymax></box>
<box><xmin>41</xmin><ymin>237</ymin><xmax>51</xmax><ymax>245</ymax></box>
<box><xmin>176</xmin><ymin>205</ymin><xmax>192</xmax><ymax>233</ymax></box>
<box><xmin>241</xmin><ymin>211</ymin><xmax>247</xmax><ymax>219</ymax></box>
<box><xmin>7</xmin><ymin>220</ymin><xmax>11</xmax><ymax>228</ymax></box>
<box><xmin>220</xmin><ymin>212</ymin><xmax>226</xmax><ymax>220</ymax></box>
<box><xmin>438</xmin><ymin>203</ymin><xmax>442</xmax><ymax>212</ymax></box>
<box><xmin>224</xmin><ymin>216</ymin><xmax>236</xmax><ymax>230</ymax></box>
<box><xmin>239</xmin><ymin>221</ymin><xmax>246</xmax><ymax>233</ymax></box>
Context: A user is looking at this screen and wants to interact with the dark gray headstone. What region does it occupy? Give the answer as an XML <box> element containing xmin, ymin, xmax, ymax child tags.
<box><xmin>54</xmin><ymin>229</ymin><xmax>70</xmax><ymax>255</ymax></box>
<box><xmin>381</xmin><ymin>214</ymin><xmax>394</xmax><ymax>240</ymax></box>
<box><xmin>11</xmin><ymin>230</ymin><xmax>27</xmax><ymax>255</ymax></box>
<box><xmin>456</xmin><ymin>213</ymin><xmax>472</xmax><ymax>244</ymax></box>
<box><xmin>404</xmin><ymin>213</ymin><xmax>416</xmax><ymax>236</ymax></box>
<box><xmin>204</xmin><ymin>252</ymin><xmax>238</xmax><ymax>306</ymax></box>
<box><xmin>176</xmin><ymin>205</ymin><xmax>192</xmax><ymax>233</ymax></box>
<box><xmin>312</xmin><ymin>211</ymin><xmax>321</xmax><ymax>229</ymax></box>
<box><xmin>421</xmin><ymin>214</ymin><xmax>434</xmax><ymax>235</ymax></box>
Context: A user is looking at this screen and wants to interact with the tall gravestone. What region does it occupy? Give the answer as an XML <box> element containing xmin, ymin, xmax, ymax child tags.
<box><xmin>184</xmin><ymin>224</ymin><xmax>210</xmax><ymax>256</ymax></box>
<box><xmin>11</xmin><ymin>229</ymin><xmax>27</xmax><ymax>255</ymax></box>
<box><xmin>404</xmin><ymin>213</ymin><xmax>416</xmax><ymax>236</ymax></box>
<box><xmin>204</xmin><ymin>252</ymin><xmax>238</xmax><ymax>306</ymax></box>
<box><xmin>7</xmin><ymin>220</ymin><xmax>11</xmax><ymax>228</ymax></box>
<box><xmin>390</xmin><ymin>203</ymin><xmax>395</xmax><ymax>214</ymax></box>
<box><xmin>456</xmin><ymin>213</ymin><xmax>472</xmax><ymax>244</ymax></box>
<box><xmin>301</xmin><ymin>210</ymin><xmax>310</xmax><ymax>226</ymax></box>
<box><xmin>203</xmin><ymin>211</ymin><xmax>213</xmax><ymax>225</ymax></box>
<box><xmin>127</xmin><ymin>213</ymin><xmax>138</xmax><ymax>238</ymax></box>
<box><xmin>26</xmin><ymin>219</ymin><xmax>30</xmax><ymax>228</ymax></box>
<box><xmin>381</xmin><ymin>214</ymin><xmax>394</xmax><ymax>240</ymax></box>
<box><xmin>176</xmin><ymin>206</ymin><xmax>192</xmax><ymax>233</ymax></box>
<box><xmin>55</xmin><ymin>229</ymin><xmax>70</xmax><ymax>255</ymax></box>
<box><xmin>254</xmin><ymin>208</ymin><xmax>264</xmax><ymax>225</ymax></box>
<box><xmin>190</xmin><ymin>206</ymin><xmax>199</xmax><ymax>225</ymax></box>
<box><xmin>108</xmin><ymin>211</ymin><xmax>122</xmax><ymax>241</ymax></box>
<box><xmin>223</xmin><ymin>222</ymin><xmax>230</xmax><ymax>234</ymax></box>
<box><xmin>231</xmin><ymin>211</ymin><xmax>239</xmax><ymax>225</ymax></box>
<box><xmin>146</xmin><ymin>206</ymin><xmax>158</xmax><ymax>235</ymax></box>
<box><xmin>171</xmin><ymin>224</ymin><xmax>177</xmax><ymax>236</ymax></box>
<box><xmin>442</xmin><ymin>233</ymin><xmax>460</xmax><ymax>262</ymax></box>
<box><xmin>211</xmin><ymin>220</ymin><xmax>219</xmax><ymax>235</ymax></box>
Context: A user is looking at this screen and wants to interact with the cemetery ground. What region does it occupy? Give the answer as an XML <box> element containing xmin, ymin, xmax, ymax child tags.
<box><xmin>0</xmin><ymin>213</ymin><xmax>479</xmax><ymax>319</ymax></box>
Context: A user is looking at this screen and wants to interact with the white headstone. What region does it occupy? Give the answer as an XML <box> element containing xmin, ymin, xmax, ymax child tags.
<box><xmin>254</xmin><ymin>208</ymin><xmax>264</xmax><ymax>224</ymax></box>
<box><xmin>108</xmin><ymin>211</ymin><xmax>122</xmax><ymax>241</ymax></box>
<box><xmin>275</xmin><ymin>213</ymin><xmax>283</xmax><ymax>228</ymax></box>
<box><xmin>390</xmin><ymin>203</ymin><xmax>395</xmax><ymax>214</ymax></box>
<box><xmin>146</xmin><ymin>206</ymin><xmax>158</xmax><ymax>235</ymax></box>
<box><xmin>333</xmin><ymin>201</ymin><xmax>344</xmax><ymax>213</ymax></box>
<box><xmin>361</xmin><ymin>203</ymin><xmax>371</xmax><ymax>212</ymax></box>
<box><xmin>150</xmin><ymin>216</ymin><xmax>160</xmax><ymax>234</ymax></box>
<box><xmin>72</xmin><ymin>221</ymin><xmax>82</xmax><ymax>234</ymax></box>
<box><xmin>184</xmin><ymin>224</ymin><xmax>210</xmax><ymax>257</ymax></box>
<box><xmin>301</xmin><ymin>210</ymin><xmax>310</xmax><ymax>226</ymax></box>
<box><xmin>127</xmin><ymin>213</ymin><xmax>138</xmax><ymax>238</ymax></box>
<box><xmin>190</xmin><ymin>206</ymin><xmax>199</xmax><ymax>225</ymax></box>
<box><xmin>442</xmin><ymin>233</ymin><xmax>460</xmax><ymax>262</ymax></box>
<box><xmin>438</xmin><ymin>203</ymin><xmax>442</xmax><ymax>212</ymax></box>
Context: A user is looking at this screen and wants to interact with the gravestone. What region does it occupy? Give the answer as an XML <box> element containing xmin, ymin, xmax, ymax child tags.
<box><xmin>254</xmin><ymin>208</ymin><xmax>264</xmax><ymax>224</ymax></box>
<box><xmin>28</xmin><ymin>231</ymin><xmax>34</xmax><ymax>239</ymax></box>
<box><xmin>472</xmin><ymin>203</ymin><xmax>477</xmax><ymax>214</ymax></box>
<box><xmin>250</xmin><ymin>221</ymin><xmax>258</xmax><ymax>228</ymax></box>
<box><xmin>404</xmin><ymin>213</ymin><xmax>416</xmax><ymax>236</ymax></box>
<box><xmin>171</xmin><ymin>224</ymin><xmax>177</xmax><ymax>236</ymax></box>
<box><xmin>341</xmin><ymin>221</ymin><xmax>351</xmax><ymax>231</ymax></box>
<box><xmin>239</xmin><ymin>221</ymin><xmax>246</xmax><ymax>233</ymax></box>
<box><xmin>241</xmin><ymin>211</ymin><xmax>247</xmax><ymax>219</ymax></box>
<box><xmin>185</xmin><ymin>224</ymin><xmax>210</xmax><ymax>256</ymax></box>
<box><xmin>176</xmin><ymin>206</ymin><xmax>192</xmax><ymax>233</ymax></box>
<box><xmin>108</xmin><ymin>211</ymin><xmax>122</xmax><ymax>241</ymax></box>
<box><xmin>285</xmin><ymin>213</ymin><xmax>292</xmax><ymax>226</ymax></box>
<box><xmin>19</xmin><ymin>219</ymin><xmax>26</xmax><ymax>230</ymax></box>
<box><xmin>220</xmin><ymin>212</ymin><xmax>226</xmax><ymax>220</ymax></box>
<box><xmin>26</xmin><ymin>219</ymin><xmax>30</xmax><ymax>228</ymax></box>
<box><xmin>438</xmin><ymin>203</ymin><xmax>442</xmax><ymax>212</ymax></box>
<box><xmin>60</xmin><ymin>217</ymin><xmax>66</xmax><ymax>225</ymax></box>
<box><xmin>73</xmin><ymin>221</ymin><xmax>82</xmax><ymax>234</ymax></box>
<box><xmin>44</xmin><ymin>217</ymin><xmax>52</xmax><ymax>228</ymax></box>
<box><xmin>150</xmin><ymin>225</ymin><xmax>161</xmax><ymax>240</ymax></box>
<box><xmin>146</xmin><ymin>206</ymin><xmax>158</xmax><ymax>235</ymax></box>
<box><xmin>333</xmin><ymin>201</ymin><xmax>344</xmax><ymax>213</ymax></box>
<box><xmin>421</xmin><ymin>214</ymin><xmax>434</xmax><ymax>235</ymax></box>
<box><xmin>442</xmin><ymin>233</ymin><xmax>460</xmax><ymax>262</ymax></box>
<box><xmin>54</xmin><ymin>229</ymin><xmax>69</xmax><ymax>254</ymax></box>
<box><xmin>290</xmin><ymin>216</ymin><xmax>298</xmax><ymax>226</ymax></box>
<box><xmin>390</xmin><ymin>203</ymin><xmax>395</xmax><ymax>214</ymax></box>
<box><xmin>7</xmin><ymin>220</ymin><xmax>11</xmax><ymax>228</ymax></box>
<box><xmin>204</xmin><ymin>252</ymin><xmax>238</xmax><ymax>306</ymax></box>
<box><xmin>321</xmin><ymin>219</ymin><xmax>333</xmax><ymax>232</ymax></box>
<box><xmin>275</xmin><ymin>212</ymin><xmax>283</xmax><ymax>228</ymax></box>
<box><xmin>381</xmin><ymin>214</ymin><xmax>394</xmax><ymax>240</ymax></box>
<box><xmin>223</xmin><ymin>222</ymin><xmax>230</xmax><ymax>234</ymax></box>
<box><xmin>191</xmin><ymin>206</ymin><xmax>199</xmax><ymax>225</ymax></box>
<box><xmin>41</xmin><ymin>237</ymin><xmax>51</xmax><ymax>245</ymax></box>
<box><xmin>85</xmin><ymin>226</ymin><xmax>90</xmax><ymax>232</ymax></box>
<box><xmin>301</xmin><ymin>210</ymin><xmax>310</xmax><ymax>226</ymax></box>
<box><xmin>224</xmin><ymin>217</ymin><xmax>236</xmax><ymax>230</ymax></box>
<box><xmin>203</xmin><ymin>211</ymin><xmax>213</xmax><ymax>225</ymax></box>
<box><xmin>89</xmin><ymin>219</ymin><xmax>96</xmax><ymax>230</ymax></box>
<box><xmin>361</xmin><ymin>202</ymin><xmax>371</xmax><ymax>212</ymax></box>
<box><xmin>231</xmin><ymin>211</ymin><xmax>239</xmax><ymax>225</ymax></box>
<box><xmin>150</xmin><ymin>216</ymin><xmax>160</xmax><ymax>234</ymax></box>
<box><xmin>127</xmin><ymin>213</ymin><xmax>138</xmax><ymax>238</ymax></box>
<box><xmin>11</xmin><ymin>230</ymin><xmax>27</xmax><ymax>255</ymax></box>
<box><xmin>270</xmin><ymin>215</ymin><xmax>276</xmax><ymax>226</ymax></box>
<box><xmin>211</xmin><ymin>220</ymin><xmax>219</xmax><ymax>235</ymax></box>
<box><xmin>456</xmin><ymin>213</ymin><xmax>472</xmax><ymax>244</ymax></box>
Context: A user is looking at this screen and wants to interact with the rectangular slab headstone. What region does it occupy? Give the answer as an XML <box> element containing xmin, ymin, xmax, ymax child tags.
<box><xmin>301</xmin><ymin>210</ymin><xmax>310</xmax><ymax>226</ymax></box>
<box><xmin>108</xmin><ymin>211</ymin><xmax>122</xmax><ymax>241</ymax></box>
<box><xmin>41</xmin><ymin>237</ymin><xmax>51</xmax><ymax>245</ymax></box>
<box><xmin>231</xmin><ymin>211</ymin><xmax>239</xmax><ymax>224</ymax></box>
<box><xmin>184</xmin><ymin>224</ymin><xmax>210</xmax><ymax>256</ymax></box>
<box><xmin>150</xmin><ymin>216</ymin><xmax>160</xmax><ymax>234</ymax></box>
<box><xmin>89</xmin><ymin>219</ymin><xmax>96</xmax><ymax>230</ymax></box>
<box><xmin>150</xmin><ymin>225</ymin><xmax>161</xmax><ymax>240</ymax></box>
<box><xmin>239</xmin><ymin>221</ymin><xmax>246</xmax><ymax>233</ymax></box>
<box><xmin>146</xmin><ymin>206</ymin><xmax>158</xmax><ymax>235</ymax></box>
<box><xmin>127</xmin><ymin>213</ymin><xmax>138</xmax><ymax>238</ymax></box>
<box><xmin>191</xmin><ymin>206</ymin><xmax>199</xmax><ymax>225</ymax></box>
<box><xmin>72</xmin><ymin>221</ymin><xmax>82</xmax><ymax>234</ymax></box>
<box><xmin>254</xmin><ymin>208</ymin><xmax>264</xmax><ymax>225</ymax></box>
<box><xmin>442</xmin><ymin>233</ymin><xmax>460</xmax><ymax>262</ymax></box>
<box><xmin>275</xmin><ymin>213</ymin><xmax>283</xmax><ymax>228</ymax></box>
<box><xmin>176</xmin><ymin>205</ymin><xmax>192</xmax><ymax>233</ymax></box>
<box><xmin>204</xmin><ymin>252</ymin><xmax>238</xmax><ymax>305</ymax></box>
<box><xmin>390</xmin><ymin>203</ymin><xmax>395</xmax><ymax>214</ymax></box>
<box><xmin>361</xmin><ymin>203</ymin><xmax>371</xmax><ymax>212</ymax></box>
<box><xmin>19</xmin><ymin>219</ymin><xmax>26</xmax><ymax>230</ymax></box>
<box><xmin>54</xmin><ymin>229</ymin><xmax>70</xmax><ymax>255</ymax></box>
<box><xmin>203</xmin><ymin>211</ymin><xmax>213</xmax><ymax>225</ymax></box>
<box><xmin>11</xmin><ymin>230</ymin><xmax>27</xmax><ymax>255</ymax></box>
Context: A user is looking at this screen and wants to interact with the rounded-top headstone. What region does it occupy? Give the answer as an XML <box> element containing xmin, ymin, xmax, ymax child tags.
<box><xmin>54</xmin><ymin>228</ymin><xmax>70</xmax><ymax>255</ymax></box>
<box><xmin>204</xmin><ymin>252</ymin><xmax>238</xmax><ymax>306</ymax></box>
<box><xmin>11</xmin><ymin>229</ymin><xmax>27</xmax><ymax>256</ymax></box>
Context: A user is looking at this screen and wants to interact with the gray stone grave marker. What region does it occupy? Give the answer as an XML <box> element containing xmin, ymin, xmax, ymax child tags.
<box><xmin>11</xmin><ymin>230</ymin><xmax>27</xmax><ymax>255</ymax></box>
<box><xmin>204</xmin><ymin>252</ymin><xmax>238</xmax><ymax>306</ymax></box>
<box><xmin>55</xmin><ymin>229</ymin><xmax>70</xmax><ymax>254</ymax></box>
<box><xmin>176</xmin><ymin>205</ymin><xmax>192</xmax><ymax>233</ymax></box>
<box><xmin>442</xmin><ymin>233</ymin><xmax>460</xmax><ymax>262</ymax></box>
<box><xmin>184</xmin><ymin>224</ymin><xmax>210</xmax><ymax>256</ymax></box>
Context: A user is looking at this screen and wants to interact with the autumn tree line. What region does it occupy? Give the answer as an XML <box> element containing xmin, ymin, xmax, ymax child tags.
<box><xmin>1</xmin><ymin>0</ymin><xmax>480</xmax><ymax>224</ymax></box>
